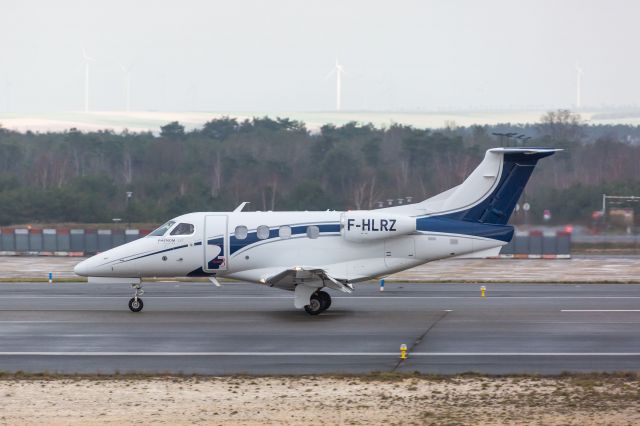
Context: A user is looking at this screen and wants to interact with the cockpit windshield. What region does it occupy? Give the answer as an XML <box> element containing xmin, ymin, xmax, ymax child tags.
<box><xmin>148</xmin><ymin>220</ymin><xmax>176</xmax><ymax>237</ymax></box>
<box><xmin>170</xmin><ymin>223</ymin><xmax>195</xmax><ymax>236</ymax></box>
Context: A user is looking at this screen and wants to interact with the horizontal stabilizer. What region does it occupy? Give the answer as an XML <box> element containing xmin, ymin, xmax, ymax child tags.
<box><xmin>488</xmin><ymin>148</ymin><xmax>562</xmax><ymax>155</ymax></box>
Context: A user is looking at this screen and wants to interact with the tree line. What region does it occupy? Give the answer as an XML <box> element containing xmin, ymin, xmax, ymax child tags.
<box><xmin>0</xmin><ymin>110</ymin><xmax>639</xmax><ymax>226</ymax></box>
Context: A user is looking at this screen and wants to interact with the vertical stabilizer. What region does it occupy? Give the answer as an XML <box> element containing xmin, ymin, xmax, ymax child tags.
<box><xmin>435</xmin><ymin>148</ymin><xmax>558</xmax><ymax>224</ymax></box>
<box><xmin>383</xmin><ymin>148</ymin><xmax>559</xmax><ymax>224</ymax></box>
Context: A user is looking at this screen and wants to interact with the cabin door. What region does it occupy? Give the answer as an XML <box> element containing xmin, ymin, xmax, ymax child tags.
<box><xmin>203</xmin><ymin>215</ymin><xmax>228</xmax><ymax>272</ymax></box>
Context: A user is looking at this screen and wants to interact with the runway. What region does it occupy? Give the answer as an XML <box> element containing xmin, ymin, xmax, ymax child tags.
<box><xmin>1</xmin><ymin>281</ymin><xmax>640</xmax><ymax>374</ymax></box>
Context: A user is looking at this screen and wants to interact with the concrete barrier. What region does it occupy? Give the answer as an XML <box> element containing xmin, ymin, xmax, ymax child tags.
<box><xmin>57</xmin><ymin>229</ymin><xmax>71</xmax><ymax>252</ymax></box>
<box><xmin>15</xmin><ymin>229</ymin><xmax>29</xmax><ymax>252</ymax></box>
<box><xmin>43</xmin><ymin>229</ymin><xmax>57</xmax><ymax>252</ymax></box>
<box><xmin>70</xmin><ymin>229</ymin><xmax>85</xmax><ymax>252</ymax></box>
<box><xmin>1</xmin><ymin>228</ymin><xmax>15</xmax><ymax>251</ymax></box>
<box><xmin>125</xmin><ymin>229</ymin><xmax>139</xmax><ymax>243</ymax></box>
<box><xmin>556</xmin><ymin>231</ymin><xmax>571</xmax><ymax>259</ymax></box>
<box><xmin>85</xmin><ymin>229</ymin><xmax>98</xmax><ymax>254</ymax></box>
<box><xmin>513</xmin><ymin>231</ymin><xmax>529</xmax><ymax>258</ymax></box>
<box><xmin>498</xmin><ymin>230</ymin><xmax>572</xmax><ymax>259</ymax></box>
<box><xmin>112</xmin><ymin>230</ymin><xmax>125</xmax><ymax>248</ymax></box>
<box><xmin>528</xmin><ymin>230</ymin><xmax>543</xmax><ymax>259</ymax></box>
<box><xmin>29</xmin><ymin>228</ymin><xmax>43</xmax><ymax>252</ymax></box>
<box><xmin>97</xmin><ymin>230</ymin><xmax>112</xmax><ymax>252</ymax></box>
<box><xmin>542</xmin><ymin>232</ymin><xmax>556</xmax><ymax>257</ymax></box>
<box><xmin>0</xmin><ymin>226</ymin><xmax>572</xmax><ymax>258</ymax></box>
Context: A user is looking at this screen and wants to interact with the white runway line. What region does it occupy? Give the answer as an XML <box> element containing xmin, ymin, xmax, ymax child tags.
<box><xmin>3</xmin><ymin>296</ymin><xmax>640</xmax><ymax>300</ymax></box>
<box><xmin>562</xmin><ymin>310</ymin><xmax>640</xmax><ymax>312</ymax></box>
<box><xmin>0</xmin><ymin>352</ymin><xmax>639</xmax><ymax>357</ymax></box>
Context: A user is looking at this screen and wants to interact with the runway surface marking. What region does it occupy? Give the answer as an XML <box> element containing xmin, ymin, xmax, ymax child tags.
<box><xmin>562</xmin><ymin>310</ymin><xmax>640</xmax><ymax>312</ymax></box>
<box><xmin>0</xmin><ymin>352</ymin><xmax>639</xmax><ymax>356</ymax></box>
<box><xmin>3</xmin><ymin>296</ymin><xmax>640</xmax><ymax>299</ymax></box>
<box><xmin>394</xmin><ymin>309</ymin><xmax>450</xmax><ymax>371</ymax></box>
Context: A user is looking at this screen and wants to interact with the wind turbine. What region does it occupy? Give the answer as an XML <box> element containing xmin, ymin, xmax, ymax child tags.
<box><xmin>120</xmin><ymin>63</ymin><xmax>133</xmax><ymax>112</ymax></box>
<box><xmin>575</xmin><ymin>64</ymin><xmax>583</xmax><ymax>109</ymax></box>
<box><xmin>326</xmin><ymin>59</ymin><xmax>345</xmax><ymax>111</ymax></box>
<box><xmin>82</xmin><ymin>48</ymin><xmax>95</xmax><ymax>112</ymax></box>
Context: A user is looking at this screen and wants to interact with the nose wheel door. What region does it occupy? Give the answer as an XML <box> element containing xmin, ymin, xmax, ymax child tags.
<box><xmin>203</xmin><ymin>215</ymin><xmax>229</xmax><ymax>273</ymax></box>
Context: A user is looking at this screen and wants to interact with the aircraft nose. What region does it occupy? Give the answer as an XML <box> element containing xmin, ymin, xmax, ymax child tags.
<box><xmin>74</xmin><ymin>259</ymin><xmax>91</xmax><ymax>276</ymax></box>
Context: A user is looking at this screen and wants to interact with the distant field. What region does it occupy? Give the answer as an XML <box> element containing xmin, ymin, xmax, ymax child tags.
<box><xmin>2</xmin><ymin>109</ymin><xmax>640</xmax><ymax>133</ymax></box>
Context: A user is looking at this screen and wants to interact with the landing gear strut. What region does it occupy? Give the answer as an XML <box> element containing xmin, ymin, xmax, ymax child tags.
<box><xmin>304</xmin><ymin>290</ymin><xmax>331</xmax><ymax>315</ymax></box>
<box><xmin>128</xmin><ymin>283</ymin><xmax>144</xmax><ymax>313</ymax></box>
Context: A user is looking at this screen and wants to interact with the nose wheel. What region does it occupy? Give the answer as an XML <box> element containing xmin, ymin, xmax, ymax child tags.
<box><xmin>128</xmin><ymin>284</ymin><xmax>144</xmax><ymax>312</ymax></box>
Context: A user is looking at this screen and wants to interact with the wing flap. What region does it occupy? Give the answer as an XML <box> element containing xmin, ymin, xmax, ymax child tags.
<box><xmin>261</xmin><ymin>267</ymin><xmax>353</xmax><ymax>293</ymax></box>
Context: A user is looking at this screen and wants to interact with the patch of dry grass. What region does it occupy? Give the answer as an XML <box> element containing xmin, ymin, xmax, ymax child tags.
<box><xmin>0</xmin><ymin>373</ymin><xmax>639</xmax><ymax>425</ymax></box>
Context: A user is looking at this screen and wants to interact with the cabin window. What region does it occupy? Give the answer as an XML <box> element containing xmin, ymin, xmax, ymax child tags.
<box><xmin>170</xmin><ymin>223</ymin><xmax>195</xmax><ymax>236</ymax></box>
<box><xmin>148</xmin><ymin>220</ymin><xmax>176</xmax><ymax>237</ymax></box>
<box><xmin>279</xmin><ymin>225</ymin><xmax>291</xmax><ymax>239</ymax></box>
<box><xmin>235</xmin><ymin>225</ymin><xmax>248</xmax><ymax>240</ymax></box>
<box><xmin>257</xmin><ymin>225</ymin><xmax>270</xmax><ymax>240</ymax></box>
<box><xmin>306</xmin><ymin>225</ymin><xmax>320</xmax><ymax>239</ymax></box>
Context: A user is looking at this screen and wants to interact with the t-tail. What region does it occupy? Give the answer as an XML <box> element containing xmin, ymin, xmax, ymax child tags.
<box><xmin>382</xmin><ymin>147</ymin><xmax>560</xmax><ymax>226</ymax></box>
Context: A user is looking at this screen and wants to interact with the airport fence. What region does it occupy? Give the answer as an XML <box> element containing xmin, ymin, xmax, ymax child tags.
<box><xmin>0</xmin><ymin>227</ymin><xmax>571</xmax><ymax>258</ymax></box>
<box><xmin>0</xmin><ymin>228</ymin><xmax>151</xmax><ymax>256</ymax></box>
<box><xmin>497</xmin><ymin>230</ymin><xmax>571</xmax><ymax>259</ymax></box>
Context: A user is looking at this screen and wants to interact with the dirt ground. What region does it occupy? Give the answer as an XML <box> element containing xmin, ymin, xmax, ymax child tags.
<box><xmin>1</xmin><ymin>374</ymin><xmax>639</xmax><ymax>425</ymax></box>
<box><xmin>2</xmin><ymin>255</ymin><xmax>640</xmax><ymax>283</ymax></box>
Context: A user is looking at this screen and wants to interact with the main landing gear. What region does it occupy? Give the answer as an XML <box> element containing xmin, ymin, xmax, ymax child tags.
<box><xmin>128</xmin><ymin>283</ymin><xmax>144</xmax><ymax>313</ymax></box>
<box><xmin>304</xmin><ymin>290</ymin><xmax>331</xmax><ymax>315</ymax></box>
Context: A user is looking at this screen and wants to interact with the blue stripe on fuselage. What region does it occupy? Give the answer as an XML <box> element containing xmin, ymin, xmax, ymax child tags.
<box><xmin>228</xmin><ymin>223</ymin><xmax>340</xmax><ymax>255</ymax></box>
<box><xmin>205</xmin><ymin>219</ymin><xmax>510</xmax><ymax>257</ymax></box>
<box><xmin>416</xmin><ymin>216</ymin><xmax>513</xmax><ymax>242</ymax></box>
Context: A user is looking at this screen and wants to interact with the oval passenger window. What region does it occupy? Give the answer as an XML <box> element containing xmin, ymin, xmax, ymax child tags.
<box><xmin>257</xmin><ymin>225</ymin><xmax>270</xmax><ymax>240</ymax></box>
<box><xmin>235</xmin><ymin>225</ymin><xmax>248</xmax><ymax>240</ymax></box>
<box><xmin>306</xmin><ymin>225</ymin><xmax>319</xmax><ymax>239</ymax></box>
<box><xmin>279</xmin><ymin>225</ymin><xmax>292</xmax><ymax>239</ymax></box>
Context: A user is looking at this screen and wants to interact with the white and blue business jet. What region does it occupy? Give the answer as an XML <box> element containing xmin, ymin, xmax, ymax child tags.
<box><xmin>74</xmin><ymin>147</ymin><xmax>558</xmax><ymax>314</ymax></box>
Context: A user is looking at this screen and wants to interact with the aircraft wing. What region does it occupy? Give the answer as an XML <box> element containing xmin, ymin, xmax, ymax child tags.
<box><xmin>260</xmin><ymin>267</ymin><xmax>354</xmax><ymax>293</ymax></box>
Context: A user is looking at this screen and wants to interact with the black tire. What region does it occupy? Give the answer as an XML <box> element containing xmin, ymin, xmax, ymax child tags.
<box><xmin>304</xmin><ymin>294</ymin><xmax>323</xmax><ymax>315</ymax></box>
<box><xmin>317</xmin><ymin>290</ymin><xmax>331</xmax><ymax>311</ymax></box>
<box><xmin>128</xmin><ymin>297</ymin><xmax>144</xmax><ymax>313</ymax></box>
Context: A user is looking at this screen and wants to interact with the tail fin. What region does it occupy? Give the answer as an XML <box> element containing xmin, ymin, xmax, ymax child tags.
<box><xmin>416</xmin><ymin>148</ymin><xmax>559</xmax><ymax>225</ymax></box>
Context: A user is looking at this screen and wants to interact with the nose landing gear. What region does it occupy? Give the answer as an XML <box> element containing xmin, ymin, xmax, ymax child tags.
<box><xmin>128</xmin><ymin>283</ymin><xmax>144</xmax><ymax>312</ymax></box>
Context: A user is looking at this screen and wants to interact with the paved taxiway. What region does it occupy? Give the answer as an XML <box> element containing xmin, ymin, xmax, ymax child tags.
<box><xmin>1</xmin><ymin>282</ymin><xmax>640</xmax><ymax>374</ymax></box>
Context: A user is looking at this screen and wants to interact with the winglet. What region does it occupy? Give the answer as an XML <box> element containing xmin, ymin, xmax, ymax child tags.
<box><xmin>233</xmin><ymin>202</ymin><xmax>250</xmax><ymax>212</ymax></box>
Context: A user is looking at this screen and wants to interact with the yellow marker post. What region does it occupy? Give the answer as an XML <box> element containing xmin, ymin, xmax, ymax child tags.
<box><xmin>480</xmin><ymin>286</ymin><xmax>486</xmax><ymax>298</ymax></box>
<box><xmin>400</xmin><ymin>343</ymin><xmax>408</xmax><ymax>360</ymax></box>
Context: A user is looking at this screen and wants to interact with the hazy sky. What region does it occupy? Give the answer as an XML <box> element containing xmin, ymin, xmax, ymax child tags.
<box><xmin>1</xmin><ymin>0</ymin><xmax>639</xmax><ymax>112</ymax></box>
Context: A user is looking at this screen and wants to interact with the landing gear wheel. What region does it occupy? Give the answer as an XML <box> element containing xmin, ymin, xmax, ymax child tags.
<box><xmin>317</xmin><ymin>290</ymin><xmax>331</xmax><ymax>311</ymax></box>
<box><xmin>129</xmin><ymin>283</ymin><xmax>144</xmax><ymax>312</ymax></box>
<box><xmin>304</xmin><ymin>294</ymin><xmax>323</xmax><ymax>315</ymax></box>
<box><xmin>128</xmin><ymin>297</ymin><xmax>144</xmax><ymax>312</ymax></box>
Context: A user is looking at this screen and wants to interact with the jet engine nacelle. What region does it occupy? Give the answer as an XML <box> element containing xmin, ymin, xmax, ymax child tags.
<box><xmin>341</xmin><ymin>212</ymin><xmax>416</xmax><ymax>243</ymax></box>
